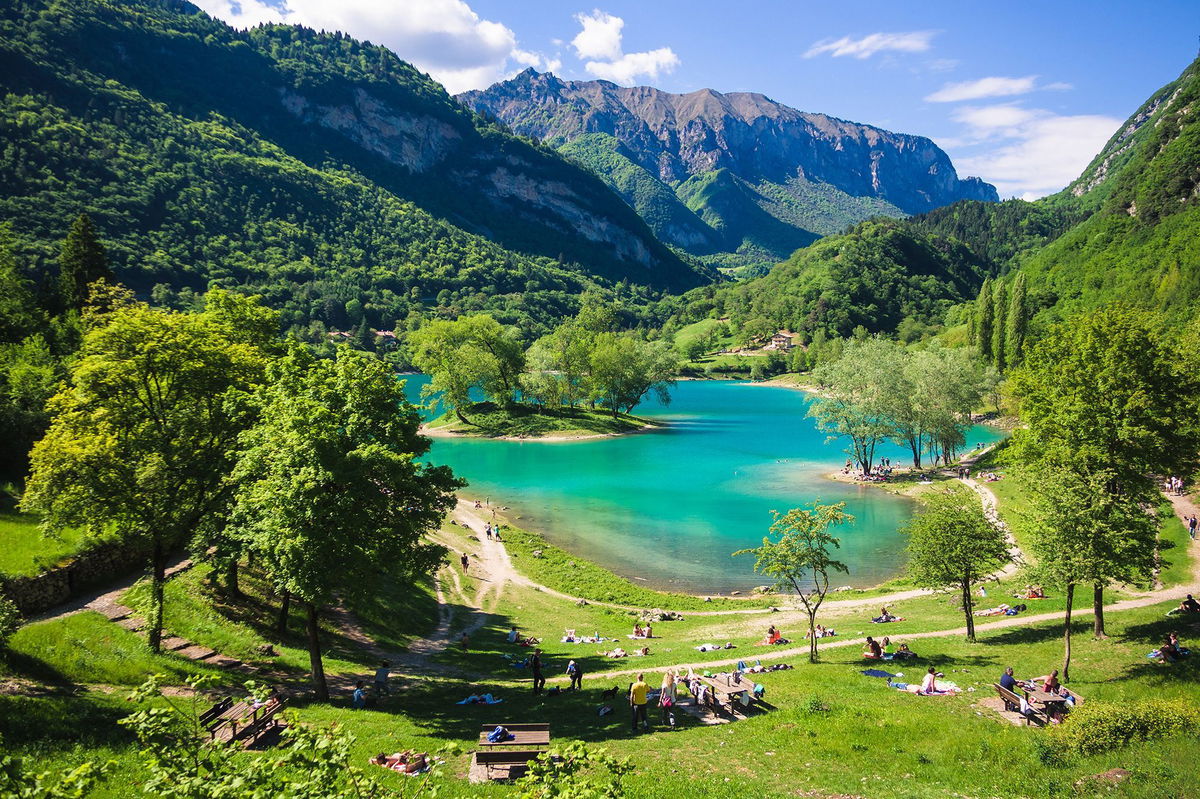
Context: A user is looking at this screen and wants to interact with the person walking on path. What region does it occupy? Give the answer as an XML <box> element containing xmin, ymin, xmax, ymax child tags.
<box><xmin>530</xmin><ymin>648</ymin><xmax>546</xmax><ymax>694</ymax></box>
<box><xmin>374</xmin><ymin>661</ymin><xmax>391</xmax><ymax>697</ymax></box>
<box><xmin>630</xmin><ymin>673</ymin><xmax>650</xmax><ymax>732</ymax></box>
<box><xmin>1189</xmin><ymin>514</ymin><xmax>1197</xmax><ymax>540</ymax></box>
<box><xmin>659</xmin><ymin>671</ymin><xmax>677</xmax><ymax>728</ymax></box>
<box><xmin>566</xmin><ymin>659</ymin><xmax>583</xmax><ymax>691</ymax></box>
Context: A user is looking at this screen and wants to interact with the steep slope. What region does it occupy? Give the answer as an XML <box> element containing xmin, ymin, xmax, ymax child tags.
<box><xmin>687</xmin><ymin>54</ymin><xmax>1200</xmax><ymax>348</ymax></box>
<box><xmin>0</xmin><ymin>0</ymin><xmax>711</xmax><ymax>336</ymax></box>
<box><xmin>460</xmin><ymin>70</ymin><xmax>997</xmax><ymax>273</ymax></box>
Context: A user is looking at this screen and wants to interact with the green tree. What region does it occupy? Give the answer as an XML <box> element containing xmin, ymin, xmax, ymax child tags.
<box><xmin>0</xmin><ymin>749</ymin><xmax>110</xmax><ymax>798</ymax></box>
<box><xmin>1025</xmin><ymin>467</ymin><xmax>1157</xmax><ymax>679</ymax></box>
<box><xmin>734</xmin><ymin>502</ymin><xmax>852</xmax><ymax>663</ymax></box>
<box><xmin>409</xmin><ymin>315</ymin><xmax>526</xmax><ymax>421</ymax></box>
<box><xmin>516</xmin><ymin>742</ymin><xmax>633</xmax><ymax>798</ymax></box>
<box><xmin>0</xmin><ymin>224</ymin><xmax>41</xmax><ymax>344</ymax></box>
<box><xmin>21</xmin><ymin>290</ymin><xmax>273</xmax><ymax>652</ymax></box>
<box><xmin>902</xmin><ymin>488</ymin><xmax>1010</xmax><ymax>641</ymax></box>
<box><xmin>230</xmin><ymin>348</ymin><xmax>460</xmax><ymax>698</ymax></box>
<box><xmin>587</xmin><ymin>334</ymin><xmax>678</xmax><ymax>415</ymax></box>
<box><xmin>991</xmin><ymin>280</ymin><xmax>1007</xmax><ymax>371</ymax></box>
<box><xmin>808</xmin><ymin>338</ymin><xmax>894</xmax><ymax>473</ymax></box>
<box><xmin>0</xmin><ymin>334</ymin><xmax>62</xmax><ymax>480</ymax></box>
<box><xmin>1005</xmin><ymin>272</ymin><xmax>1028</xmax><ymax>367</ymax></box>
<box><xmin>57</xmin><ymin>214</ymin><xmax>113</xmax><ymax>312</ymax></box>
<box><xmin>1011</xmin><ymin>306</ymin><xmax>1200</xmax><ymax>635</ymax></box>
<box><xmin>525</xmin><ymin>322</ymin><xmax>594</xmax><ymax>408</ymax></box>
<box><xmin>974</xmin><ymin>278</ymin><xmax>993</xmax><ymax>362</ymax></box>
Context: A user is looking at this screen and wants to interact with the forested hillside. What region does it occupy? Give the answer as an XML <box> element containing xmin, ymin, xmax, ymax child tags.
<box><xmin>670</xmin><ymin>54</ymin><xmax>1200</xmax><ymax>349</ymax></box>
<box><xmin>0</xmin><ymin>0</ymin><xmax>713</xmax><ymax>338</ymax></box>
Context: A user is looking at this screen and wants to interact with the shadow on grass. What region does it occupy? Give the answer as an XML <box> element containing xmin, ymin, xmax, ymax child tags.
<box><xmin>1108</xmin><ymin>614</ymin><xmax>1200</xmax><ymax>685</ymax></box>
<box><xmin>0</xmin><ymin>693</ymin><xmax>135</xmax><ymax>750</ymax></box>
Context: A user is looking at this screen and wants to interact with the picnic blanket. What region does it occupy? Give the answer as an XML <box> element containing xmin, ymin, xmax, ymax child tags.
<box><xmin>861</xmin><ymin>669</ymin><xmax>899</xmax><ymax>679</ymax></box>
<box><xmin>871</xmin><ymin>616</ymin><xmax>905</xmax><ymax>624</ymax></box>
<box><xmin>889</xmin><ymin>680</ymin><xmax>960</xmax><ymax>695</ymax></box>
<box><xmin>457</xmin><ymin>693</ymin><xmax>503</xmax><ymax>705</ymax></box>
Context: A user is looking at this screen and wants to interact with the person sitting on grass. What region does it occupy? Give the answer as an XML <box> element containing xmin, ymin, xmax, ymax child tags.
<box><xmin>1158</xmin><ymin>635</ymin><xmax>1181</xmax><ymax>663</ymax></box>
<box><xmin>1180</xmin><ymin>594</ymin><xmax>1200</xmax><ymax>614</ymax></box>
<box><xmin>506</xmin><ymin>626</ymin><xmax>520</xmax><ymax>644</ymax></box>
<box><xmin>893</xmin><ymin>642</ymin><xmax>917</xmax><ymax>660</ymax></box>
<box><xmin>633</xmin><ymin>623</ymin><xmax>645</xmax><ymax>638</ymax></box>
<box><xmin>863</xmin><ymin>636</ymin><xmax>882</xmax><ymax>659</ymax></box>
<box><xmin>370</xmin><ymin>751</ymin><xmax>429</xmax><ymax>774</ymax></box>
<box><xmin>919</xmin><ymin>667</ymin><xmax>944</xmax><ymax>695</ymax></box>
<box><xmin>762</xmin><ymin>625</ymin><xmax>781</xmax><ymax>645</ymax></box>
<box><xmin>881</xmin><ymin>637</ymin><xmax>893</xmax><ymax>657</ymax></box>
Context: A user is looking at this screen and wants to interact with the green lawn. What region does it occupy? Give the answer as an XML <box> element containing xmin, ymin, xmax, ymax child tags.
<box><xmin>0</xmin><ymin>509</ymin><xmax>89</xmax><ymax>577</ymax></box>
<box><xmin>498</xmin><ymin>521</ymin><xmax>773</xmax><ymax>611</ymax></box>
<box><xmin>8</xmin><ymin>599</ymin><xmax>1198</xmax><ymax>799</ymax></box>
<box><xmin>1157</xmin><ymin>500</ymin><xmax>1194</xmax><ymax>588</ymax></box>
<box><xmin>121</xmin><ymin>562</ymin><xmax>440</xmax><ymax>679</ymax></box>
<box><xmin>426</xmin><ymin>402</ymin><xmax>658</xmax><ymax>439</ymax></box>
<box><xmin>1</xmin><ymin>611</ymin><xmax>225</xmax><ymax>687</ymax></box>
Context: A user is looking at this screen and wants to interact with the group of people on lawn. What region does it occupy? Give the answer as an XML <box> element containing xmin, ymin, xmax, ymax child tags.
<box><xmin>999</xmin><ymin>666</ymin><xmax>1080</xmax><ymax>722</ymax></box>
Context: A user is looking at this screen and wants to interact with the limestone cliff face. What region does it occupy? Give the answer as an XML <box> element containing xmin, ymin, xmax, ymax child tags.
<box><xmin>274</xmin><ymin>79</ymin><xmax>707</xmax><ymax>289</ymax></box>
<box><xmin>460</xmin><ymin>70</ymin><xmax>998</xmax><ymax>215</ymax></box>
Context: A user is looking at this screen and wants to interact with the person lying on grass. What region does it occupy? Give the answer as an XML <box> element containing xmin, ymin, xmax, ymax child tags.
<box><xmin>370</xmin><ymin>751</ymin><xmax>429</xmax><ymax>774</ymax></box>
<box><xmin>600</xmin><ymin>647</ymin><xmax>628</xmax><ymax>658</ymax></box>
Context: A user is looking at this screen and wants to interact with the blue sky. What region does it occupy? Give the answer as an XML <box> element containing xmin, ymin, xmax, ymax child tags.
<box><xmin>198</xmin><ymin>0</ymin><xmax>1199</xmax><ymax>198</ymax></box>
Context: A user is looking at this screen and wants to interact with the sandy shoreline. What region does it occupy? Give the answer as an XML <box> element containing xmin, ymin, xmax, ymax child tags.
<box><xmin>420</xmin><ymin>421</ymin><xmax>663</xmax><ymax>443</ymax></box>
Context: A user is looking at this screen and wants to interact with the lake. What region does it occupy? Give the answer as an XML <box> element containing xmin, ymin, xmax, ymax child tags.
<box><xmin>404</xmin><ymin>376</ymin><xmax>1005</xmax><ymax>594</ymax></box>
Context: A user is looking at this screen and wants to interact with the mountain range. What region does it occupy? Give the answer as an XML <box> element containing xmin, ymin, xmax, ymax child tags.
<box><xmin>670</xmin><ymin>55</ymin><xmax>1200</xmax><ymax>342</ymax></box>
<box><xmin>460</xmin><ymin>70</ymin><xmax>997</xmax><ymax>275</ymax></box>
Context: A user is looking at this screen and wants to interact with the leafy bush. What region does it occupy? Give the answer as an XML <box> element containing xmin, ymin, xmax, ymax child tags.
<box><xmin>0</xmin><ymin>595</ymin><xmax>18</xmax><ymax>650</ymax></box>
<box><xmin>1046</xmin><ymin>699</ymin><xmax>1200</xmax><ymax>756</ymax></box>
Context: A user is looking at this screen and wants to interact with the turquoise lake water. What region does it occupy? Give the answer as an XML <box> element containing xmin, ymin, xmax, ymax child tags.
<box><xmin>404</xmin><ymin>377</ymin><xmax>1005</xmax><ymax>594</ymax></box>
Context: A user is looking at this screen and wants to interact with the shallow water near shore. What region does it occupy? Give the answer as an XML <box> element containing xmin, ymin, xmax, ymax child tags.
<box><xmin>405</xmin><ymin>377</ymin><xmax>1005</xmax><ymax>594</ymax></box>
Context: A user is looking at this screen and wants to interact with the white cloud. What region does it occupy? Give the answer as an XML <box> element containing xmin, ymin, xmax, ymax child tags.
<box><xmin>585</xmin><ymin>48</ymin><xmax>679</xmax><ymax>84</ymax></box>
<box><xmin>571</xmin><ymin>10</ymin><xmax>623</xmax><ymax>61</ymax></box>
<box><xmin>942</xmin><ymin>104</ymin><xmax>1120</xmax><ymax>198</ymax></box>
<box><xmin>568</xmin><ymin>9</ymin><xmax>679</xmax><ymax>85</ymax></box>
<box><xmin>191</xmin><ymin>0</ymin><xmax>555</xmax><ymax>93</ymax></box>
<box><xmin>925</xmin><ymin>75</ymin><xmax>1038</xmax><ymax>103</ymax></box>
<box><xmin>804</xmin><ymin>31</ymin><xmax>936</xmax><ymax>60</ymax></box>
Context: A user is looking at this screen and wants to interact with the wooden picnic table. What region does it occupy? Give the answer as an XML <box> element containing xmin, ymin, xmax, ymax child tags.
<box><xmin>701</xmin><ymin>674</ymin><xmax>756</xmax><ymax>713</ymax></box>
<box><xmin>207</xmin><ymin>696</ymin><xmax>285</xmax><ymax>745</ymax></box>
<box><xmin>1025</xmin><ymin>688</ymin><xmax>1080</xmax><ymax>708</ymax></box>
<box><xmin>477</xmin><ymin>723</ymin><xmax>550</xmax><ymax>748</ymax></box>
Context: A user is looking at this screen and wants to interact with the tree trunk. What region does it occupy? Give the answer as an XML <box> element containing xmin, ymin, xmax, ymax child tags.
<box><xmin>306</xmin><ymin>602</ymin><xmax>329</xmax><ymax>700</ymax></box>
<box><xmin>224</xmin><ymin>558</ymin><xmax>241</xmax><ymax>598</ymax></box>
<box><xmin>962</xmin><ymin>580</ymin><xmax>976</xmax><ymax>642</ymax></box>
<box><xmin>455</xmin><ymin>408</ymin><xmax>471</xmax><ymax>425</ymax></box>
<box><xmin>1062</xmin><ymin>583</ymin><xmax>1074</xmax><ymax>682</ymax></box>
<box><xmin>1092</xmin><ymin>582</ymin><xmax>1106</xmax><ymax>638</ymax></box>
<box><xmin>148</xmin><ymin>539</ymin><xmax>167</xmax><ymax>653</ymax></box>
<box><xmin>276</xmin><ymin>590</ymin><xmax>291</xmax><ymax>635</ymax></box>
<box><xmin>808</xmin><ymin>609</ymin><xmax>819</xmax><ymax>664</ymax></box>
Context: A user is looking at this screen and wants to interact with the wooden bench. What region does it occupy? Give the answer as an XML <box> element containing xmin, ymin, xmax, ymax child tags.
<box><xmin>478</xmin><ymin>723</ymin><xmax>550</xmax><ymax>748</ymax></box>
<box><xmin>472</xmin><ymin>749</ymin><xmax>542</xmax><ymax>781</ymax></box>
<box><xmin>993</xmin><ymin>684</ymin><xmax>1047</xmax><ymax>726</ymax></box>
<box><xmin>199</xmin><ymin>697</ymin><xmax>233</xmax><ymax>727</ymax></box>
<box><xmin>207</xmin><ymin>696</ymin><xmax>286</xmax><ymax>745</ymax></box>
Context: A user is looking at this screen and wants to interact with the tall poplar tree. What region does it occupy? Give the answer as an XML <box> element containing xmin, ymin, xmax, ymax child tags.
<box><xmin>991</xmin><ymin>281</ymin><xmax>1008</xmax><ymax>371</ymax></box>
<box><xmin>1006</xmin><ymin>273</ymin><xmax>1028</xmax><ymax>367</ymax></box>
<box><xmin>974</xmin><ymin>278</ymin><xmax>993</xmax><ymax>362</ymax></box>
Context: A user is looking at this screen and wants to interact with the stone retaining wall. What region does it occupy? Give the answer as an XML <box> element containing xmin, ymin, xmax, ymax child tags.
<box><xmin>1</xmin><ymin>540</ymin><xmax>148</xmax><ymax>615</ymax></box>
